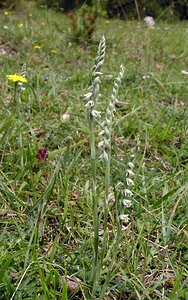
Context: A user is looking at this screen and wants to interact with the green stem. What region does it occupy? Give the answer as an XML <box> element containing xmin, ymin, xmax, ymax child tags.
<box><xmin>89</xmin><ymin>114</ymin><xmax>99</xmax><ymax>292</ymax></box>
<box><xmin>13</xmin><ymin>83</ymin><xmax>17</xmax><ymax>103</ymax></box>
<box><xmin>100</xmin><ymin>190</ymin><xmax>122</xmax><ymax>297</ymax></box>
<box><xmin>146</xmin><ymin>29</ymin><xmax>150</xmax><ymax>73</ymax></box>
<box><xmin>13</xmin><ymin>83</ymin><xmax>18</xmax><ymax>115</ymax></box>
<box><xmin>100</xmin><ymin>226</ymin><xmax>121</xmax><ymax>297</ymax></box>
<box><xmin>101</xmin><ymin>146</ymin><xmax>111</xmax><ymax>266</ymax></box>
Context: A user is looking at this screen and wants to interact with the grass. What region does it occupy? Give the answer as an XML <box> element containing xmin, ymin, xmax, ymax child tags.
<box><xmin>0</xmin><ymin>2</ymin><xmax>188</xmax><ymax>299</ymax></box>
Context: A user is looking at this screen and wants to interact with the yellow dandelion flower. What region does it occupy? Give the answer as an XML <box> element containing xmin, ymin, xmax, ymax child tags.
<box><xmin>34</xmin><ymin>45</ymin><xmax>41</xmax><ymax>49</ymax></box>
<box><xmin>18</xmin><ymin>23</ymin><xmax>24</xmax><ymax>27</ymax></box>
<box><xmin>28</xmin><ymin>13</ymin><xmax>32</xmax><ymax>17</ymax></box>
<box><xmin>51</xmin><ymin>49</ymin><xmax>58</xmax><ymax>54</ymax></box>
<box><xmin>105</xmin><ymin>20</ymin><xmax>110</xmax><ymax>24</ymax></box>
<box><xmin>4</xmin><ymin>11</ymin><xmax>9</xmax><ymax>15</ymax></box>
<box><xmin>6</xmin><ymin>74</ymin><xmax>28</xmax><ymax>83</ymax></box>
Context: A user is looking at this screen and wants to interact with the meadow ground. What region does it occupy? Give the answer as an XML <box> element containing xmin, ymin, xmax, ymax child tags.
<box><xmin>0</xmin><ymin>2</ymin><xmax>188</xmax><ymax>299</ymax></box>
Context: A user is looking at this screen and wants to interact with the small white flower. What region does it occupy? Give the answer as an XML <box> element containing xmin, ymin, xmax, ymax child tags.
<box><xmin>99</xmin><ymin>151</ymin><xmax>108</xmax><ymax>161</ymax></box>
<box><xmin>3</xmin><ymin>25</ymin><xmax>8</xmax><ymax>29</ymax></box>
<box><xmin>83</xmin><ymin>92</ymin><xmax>92</xmax><ymax>100</ymax></box>
<box><xmin>119</xmin><ymin>214</ymin><xmax>130</xmax><ymax>222</ymax></box>
<box><xmin>101</xmin><ymin>121</ymin><xmax>106</xmax><ymax>127</ymax></box>
<box><xmin>126</xmin><ymin>178</ymin><xmax>134</xmax><ymax>186</ymax></box>
<box><xmin>85</xmin><ymin>100</ymin><xmax>94</xmax><ymax>108</ymax></box>
<box><xmin>128</xmin><ymin>162</ymin><xmax>134</xmax><ymax>169</ymax></box>
<box><xmin>98</xmin><ymin>141</ymin><xmax>104</xmax><ymax>148</ymax></box>
<box><xmin>144</xmin><ymin>16</ymin><xmax>155</xmax><ymax>27</ymax></box>
<box><xmin>106</xmin><ymin>107</ymin><xmax>114</xmax><ymax>117</ymax></box>
<box><xmin>91</xmin><ymin>110</ymin><xmax>101</xmax><ymax>117</ymax></box>
<box><xmin>18</xmin><ymin>82</ymin><xmax>26</xmax><ymax>91</ymax></box>
<box><xmin>62</xmin><ymin>113</ymin><xmax>70</xmax><ymax>121</ymax></box>
<box><xmin>20</xmin><ymin>86</ymin><xmax>26</xmax><ymax>91</ymax></box>
<box><xmin>181</xmin><ymin>70</ymin><xmax>188</xmax><ymax>75</ymax></box>
<box><xmin>122</xmin><ymin>199</ymin><xmax>132</xmax><ymax>207</ymax></box>
<box><xmin>126</xmin><ymin>169</ymin><xmax>135</xmax><ymax>177</ymax></box>
<box><xmin>87</xmin><ymin>85</ymin><xmax>93</xmax><ymax>91</ymax></box>
<box><xmin>103</xmin><ymin>138</ymin><xmax>110</xmax><ymax>148</ymax></box>
<box><xmin>124</xmin><ymin>189</ymin><xmax>133</xmax><ymax>197</ymax></box>
<box><xmin>98</xmin><ymin>130</ymin><xmax>104</xmax><ymax>136</ymax></box>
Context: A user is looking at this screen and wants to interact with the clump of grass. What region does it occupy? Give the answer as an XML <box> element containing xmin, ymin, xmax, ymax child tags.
<box><xmin>67</xmin><ymin>4</ymin><xmax>98</xmax><ymax>42</ymax></box>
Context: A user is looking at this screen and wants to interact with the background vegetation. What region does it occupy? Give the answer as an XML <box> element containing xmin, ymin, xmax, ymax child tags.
<box><xmin>1</xmin><ymin>0</ymin><xmax>188</xmax><ymax>19</ymax></box>
<box><xmin>0</xmin><ymin>0</ymin><xmax>188</xmax><ymax>299</ymax></box>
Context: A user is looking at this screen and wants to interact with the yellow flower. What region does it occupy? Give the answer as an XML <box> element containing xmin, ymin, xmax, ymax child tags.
<box><xmin>51</xmin><ymin>49</ymin><xmax>58</xmax><ymax>54</ymax></box>
<box><xmin>4</xmin><ymin>11</ymin><xmax>9</xmax><ymax>15</ymax></box>
<box><xmin>28</xmin><ymin>13</ymin><xmax>32</xmax><ymax>17</ymax></box>
<box><xmin>34</xmin><ymin>45</ymin><xmax>41</xmax><ymax>49</ymax></box>
<box><xmin>18</xmin><ymin>23</ymin><xmax>24</xmax><ymax>27</ymax></box>
<box><xmin>6</xmin><ymin>74</ymin><xmax>28</xmax><ymax>83</ymax></box>
<box><xmin>105</xmin><ymin>20</ymin><xmax>110</xmax><ymax>24</ymax></box>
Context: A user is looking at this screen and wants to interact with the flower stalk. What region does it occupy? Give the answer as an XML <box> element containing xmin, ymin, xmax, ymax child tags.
<box><xmin>99</xmin><ymin>65</ymin><xmax>124</xmax><ymax>266</ymax></box>
<box><xmin>85</xmin><ymin>38</ymin><xmax>126</xmax><ymax>296</ymax></box>
<box><xmin>84</xmin><ymin>36</ymin><xmax>106</xmax><ymax>290</ymax></box>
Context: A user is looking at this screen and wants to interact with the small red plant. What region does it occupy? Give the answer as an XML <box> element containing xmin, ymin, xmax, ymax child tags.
<box><xmin>36</xmin><ymin>148</ymin><xmax>48</xmax><ymax>161</ymax></box>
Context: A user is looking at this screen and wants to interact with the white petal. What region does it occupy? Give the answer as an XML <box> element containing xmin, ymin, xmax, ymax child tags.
<box><xmin>126</xmin><ymin>178</ymin><xmax>134</xmax><ymax>186</ymax></box>
<box><xmin>88</xmin><ymin>85</ymin><xmax>93</xmax><ymax>91</ymax></box>
<box><xmin>85</xmin><ymin>100</ymin><xmax>94</xmax><ymax>108</ymax></box>
<box><xmin>128</xmin><ymin>162</ymin><xmax>134</xmax><ymax>168</ymax></box>
<box><xmin>98</xmin><ymin>130</ymin><xmax>104</xmax><ymax>136</ymax></box>
<box><xmin>83</xmin><ymin>92</ymin><xmax>92</xmax><ymax>100</ymax></box>
<box><xmin>98</xmin><ymin>141</ymin><xmax>104</xmax><ymax>148</ymax></box>
<box><xmin>122</xmin><ymin>199</ymin><xmax>132</xmax><ymax>207</ymax></box>
<box><xmin>119</xmin><ymin>214</ymin><xmax>130</xmax><ymax>222</ymax></box>
<box><xmin>91</xmin><ymin>110</ymin><xmax>101</xmax><ymax>117</ymax></box>
<box><xmin>181</xmin><ymin>70</ymin><xmax>188</xmax><ymax>75</ymax></box>
<box><xmin>124</xmin><ymin>189</ymin><xmax>133</xmax><ymax>197</ymax></box>
<box><xmin>126</xmin><ymin>169</ymin><xmax>135</xmax><ymax>177</ymax></box>
<box><xmin>99</xmin><ymin>151</ymin><xmax>108</xmax><ymax>161</ymax></box>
